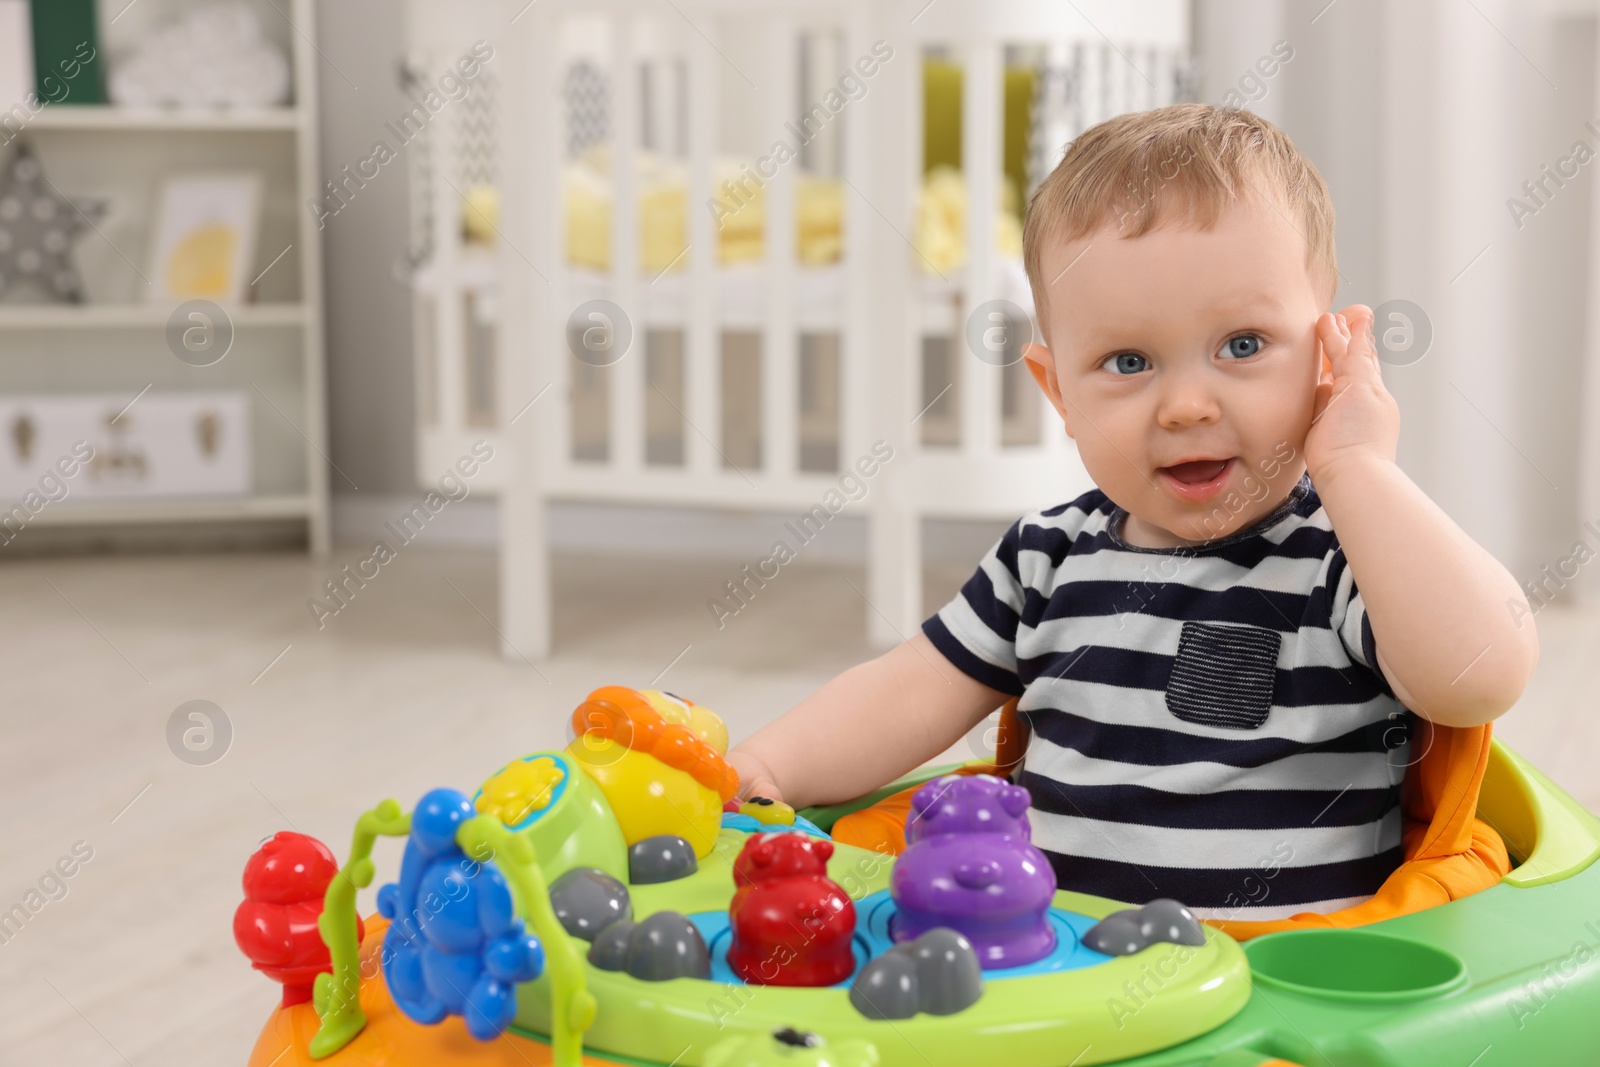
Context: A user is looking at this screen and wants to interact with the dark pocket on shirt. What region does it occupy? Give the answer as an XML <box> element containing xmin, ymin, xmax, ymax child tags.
<box><xmin>1165</xmin><ymin>621</ymin><xmax>1282</xmax><ymax>730</ymax></box>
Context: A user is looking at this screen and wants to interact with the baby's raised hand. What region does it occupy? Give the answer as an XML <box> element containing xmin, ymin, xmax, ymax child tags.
<box><xmin>1305</xmin><ymin>305</ymin><xmax>1401</xmax><ymax>486</ymax></box>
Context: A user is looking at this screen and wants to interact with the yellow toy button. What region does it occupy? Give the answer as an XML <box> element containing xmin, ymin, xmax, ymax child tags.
<box><xmin>477</xmin><ymin>756</ymin><xmax>566</xmax><ymax>827</ymax></box>
<box><xmin>739</xmin><ymin>797</ymin><xmax>796</xmax><ymax>826</ymax></box>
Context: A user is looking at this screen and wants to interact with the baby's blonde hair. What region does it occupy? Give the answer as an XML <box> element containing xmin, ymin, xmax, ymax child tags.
<box><xmin>1023</xmin><ymin>103</ymin><xmax>1337</xmax><ymax>337</ymax></box>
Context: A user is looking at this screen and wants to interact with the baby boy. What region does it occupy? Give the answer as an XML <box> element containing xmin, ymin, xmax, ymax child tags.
<box><xmin>728</xmin><ymin>104</ymin><xmax>1538</xmax><ymax>921</ymax></box>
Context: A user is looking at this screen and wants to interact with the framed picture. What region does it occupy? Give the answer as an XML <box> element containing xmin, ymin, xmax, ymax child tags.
<box><xmin>147</xmin><ymin>172</ymin><xmax>262</xmax><ymax>303</ymax></box>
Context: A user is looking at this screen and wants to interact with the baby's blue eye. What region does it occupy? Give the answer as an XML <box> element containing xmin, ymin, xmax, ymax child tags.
<box><xmin>1220</xmin><ymin>334</ymin><xmax>1262</xmax><ymax>359</ymax></box>
<box><xmin>1103</xmin><ymin>352</ymin><xmax>1149</xmax><ymax>375</ymax></box>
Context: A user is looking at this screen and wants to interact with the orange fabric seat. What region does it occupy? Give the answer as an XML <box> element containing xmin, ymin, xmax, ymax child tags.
<box><xmin>831</xmin><ymin>700</ymin><xmax>1511</xmax><ymax>940</ymax></box>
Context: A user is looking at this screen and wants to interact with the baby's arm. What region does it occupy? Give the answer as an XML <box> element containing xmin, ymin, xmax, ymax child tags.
<box><xmin>1307</xmin><ymin>307</ymin><xmax>1539</xmax><ymax>728</ymax></box>
<box><xmin>728</xmin><ymin>632</ymin><xmax>1010</xmax><ymax>811</ymax></box>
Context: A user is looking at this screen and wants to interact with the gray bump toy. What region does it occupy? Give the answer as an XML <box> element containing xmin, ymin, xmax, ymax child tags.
<box><xmin>849</xmin><ymin>927</ymin><xmax>984</xmax><ymax>1019</ymax></box>
<box><xmin>549</xmin><ymin>867</ymin><xmax>632</xmax><ymax>941</ymax></box>
<box><xmin>628</xmin><ymin>834</ymin><xmax>699</xmax><ymax>885</ymax></box>
<box><xmin>1082</xmin><ymin>898</ymin><xmax>1207</xmax><ymax>956</ymax></box>
<box><xmin>586</xmin><ymin>910</ymin><xmax>712</xmax><ymax>982</ymax></box>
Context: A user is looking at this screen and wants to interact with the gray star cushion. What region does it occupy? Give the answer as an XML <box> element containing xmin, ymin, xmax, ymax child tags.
<box><xmin>0</xmin><ymin>142</ymin><xmax>105</xmax><ymax>303</ymax></box>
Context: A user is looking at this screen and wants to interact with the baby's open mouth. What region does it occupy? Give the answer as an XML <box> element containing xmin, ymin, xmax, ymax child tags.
<box><xmin>1160</xmin><ymin>459</ymin><xmax>1231</xmax><ymax>485</ymax></box>
<box><xmin>1155</xmin><ymin>457</ymin><xmax>1236</xmax><ymax>502</ymax></box>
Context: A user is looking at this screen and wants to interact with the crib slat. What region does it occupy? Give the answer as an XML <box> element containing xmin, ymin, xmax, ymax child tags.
<box><xmin>840</xmin><ymin>12</ymin><xmax>873</xmax><ymax>469</ymax></box>
<box><xmin>855</xmin><ymin>4</ymin><xmax>922</xmax><ymax>647</ymax></box>
<box><xmin>498</xmin><ymin>0</ymin><xmax>556</xmax><ymax>658</ymax></box>
<box><xmin>1120</xmin><ymin>40</ymin><xmax>1138</xmax><ymax>115</ymax></box>
<box><xmin>610</xmin><ymin>15</ymin><xmax>644</xmax><ymax>473</ymax></box>
<box><xmin>1153</xmin><ymin>47</ymin><xmax>1173</xmax><ymax>107</ymax></box>
<box><xmin>431</xmin><ymin>37</ymin><xmax>465</xmax><ymax>447</ymax></box>
<box><xmin>1042</xmin><ymin>38</ymin><xmax>1073</xmax><ymax>179</ymax></box>
<box><xmin>1021</xmin><ymin>39</ymin><xmax>1069</xmax><ymax>462</ymax></box>
<box><xmin>961</xmin><ymin>38</ymin><xmax>1002</xmax><ymax>456</ymax></box>
<box><xmin>762</xmin><ymin>19</ymin><xmax>800</xmax><ymax>480</ymax></box>
<box><xmin>685</xmin><ymin>16</ymin><xmax>720</xmax><ymax>477</ymax></box>
<box><xmin>1139</xmin><ymin>43</ymin><xmax>1152</xmax><ymax>111</ymax></box>
<box><xmin>1082</xmin><ymin>41</ymin><xmax>1106</xmax><ymax>128</ymax></box>
<box><xmin>546</xmin><ymin>20</ymin><xmax>571</xmax><ymax>486</ymax></box>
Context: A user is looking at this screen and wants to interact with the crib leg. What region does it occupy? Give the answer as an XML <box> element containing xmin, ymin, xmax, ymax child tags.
<box><xmin>497</xmin><ymin>1</ymin><xmax>553</xmax><ymax>664</ymax></box>
<box><xmin>867</xmin><ymin>504</ymin><xmax>922</xmax><ymax>649</ymax></box>
<box><xmin>500</xmin><ymin>473</ymin><xmax>551</xmax><ymax>662</ymax></box>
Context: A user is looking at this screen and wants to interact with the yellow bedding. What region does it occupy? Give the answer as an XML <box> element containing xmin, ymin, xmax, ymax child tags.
<box><xmin>460</xmin><ymin>151</ymin><xmax>1020</xmax><ymax>276</ymax></box>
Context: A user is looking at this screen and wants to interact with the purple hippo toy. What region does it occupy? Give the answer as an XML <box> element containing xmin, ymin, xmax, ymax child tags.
<box><xmin>890</xmin><ymin>774</ymin><xmax>1057</xmax><ymax>968</ymax></box>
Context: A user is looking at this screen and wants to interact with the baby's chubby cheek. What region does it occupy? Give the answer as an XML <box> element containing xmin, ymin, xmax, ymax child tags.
<box><xmin>1235</xmin><ymin>397</ymin><xmax>1317</xmax><ymax>495</ymax></box>
<box><xmin>1228</xmin><ymin>336</ymin><xmax>1321</xmax><ymax>461</ymax></box>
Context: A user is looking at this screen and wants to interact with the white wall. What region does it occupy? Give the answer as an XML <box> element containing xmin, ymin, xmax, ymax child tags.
<box><xmin>1194</xmin><ymin>0</ymin><xmax>1600</xmax><ymax>598</ymax></box>
<box><xmin>315</xmin><ymin>0</ymin><xmax>418</xmax><ymax>496</ymax></box>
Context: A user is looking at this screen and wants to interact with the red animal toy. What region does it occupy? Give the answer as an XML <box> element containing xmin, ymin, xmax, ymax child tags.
<box><xmin>233</xmin><ymin>831</ymin><xmax>364</xmax><ymax>1006</ymax></box>
<box><xmin>726</xmin><ymin>832</ymin><xmax>857</xmax><ymax>987</ymax></box>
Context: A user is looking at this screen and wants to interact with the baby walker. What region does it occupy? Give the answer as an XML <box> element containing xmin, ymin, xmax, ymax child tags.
<box><xmin>236</xmin><ymin>685</ymin><xmax>1600</xmax><ymax>1066</ymax></box>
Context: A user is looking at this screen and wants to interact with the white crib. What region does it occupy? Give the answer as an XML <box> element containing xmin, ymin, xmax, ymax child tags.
<box><xmin>403</xmin><ymin>0</ymin><xmax>1192</xmax><ymax>658</ymax></box>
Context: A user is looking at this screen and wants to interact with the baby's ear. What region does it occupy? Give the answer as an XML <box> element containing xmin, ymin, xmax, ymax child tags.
<box><xmin>1315</xmin><ymin>312</ymin><xmax>1339</xmax><ymax>383</ymax></box>
<box><xmin>1023</xmin><ymin>343</ymin><xmax>1074</xmax><ymax>439</ymax></box>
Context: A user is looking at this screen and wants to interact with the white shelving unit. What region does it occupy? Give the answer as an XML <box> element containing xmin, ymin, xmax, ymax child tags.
<box><xmin>0</xmin><ymin>0</ymin><xmax>330</xmax><ymax>550</ymax></box>
<box><xmin>0</xmin><ymin>303</ymin><xmax>308</xmax><ymax>329</ymax></box>
<box><xmin>24</xmin><ymin>105</ymin><xmax>304</xmax><ymax>131</ymax></box>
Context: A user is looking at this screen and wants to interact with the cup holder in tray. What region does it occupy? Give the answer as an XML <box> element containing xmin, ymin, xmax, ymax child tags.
<box><xmin>1245</xmin><ymin>929</ymin><xmax>1468</xmax><ymax>1004</ymax></box>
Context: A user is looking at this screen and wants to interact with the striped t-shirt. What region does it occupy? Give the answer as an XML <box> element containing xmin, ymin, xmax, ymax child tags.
<box><xmin>923</xmin><ymin>473</ymin><xmax>1415</xmax><ymax>922</ymax></box>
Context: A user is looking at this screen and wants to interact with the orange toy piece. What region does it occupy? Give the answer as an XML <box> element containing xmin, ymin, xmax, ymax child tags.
<box><xmin>247</xmin><ymin>916</ymin><xmax>630</xmax><ymax>1067</ymax></box>
<box><xmin>832</xmin><ymin>700</ymin><xmax>1511</xmax><ymax>941</ymax></box>
<box><xmin>570</xmin><ymin>686</ymin><xmax>738</xmax><ymax>802</ymax></box>
<box><xmin>566</xmin><ymin>686</ymin><xmax>737</xmax><ymax>860</ymax></box>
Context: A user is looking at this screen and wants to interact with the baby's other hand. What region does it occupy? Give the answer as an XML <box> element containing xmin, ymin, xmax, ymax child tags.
<box><xmin>729</xmin><ymin>748</ymin><xmax>785</xmax><ymax>805</ymax></box>
<box><xmin>1306</xmin><ymin>304</ymin><xmax>1401</xmax><ymax>487</ymax></box>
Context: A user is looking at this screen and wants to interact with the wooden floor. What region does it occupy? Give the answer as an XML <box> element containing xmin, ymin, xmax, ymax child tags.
<box><xmin>0</xmin><ymin>547</ymin><xmax>1592</xmax><ymax>1065</ymax></box>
